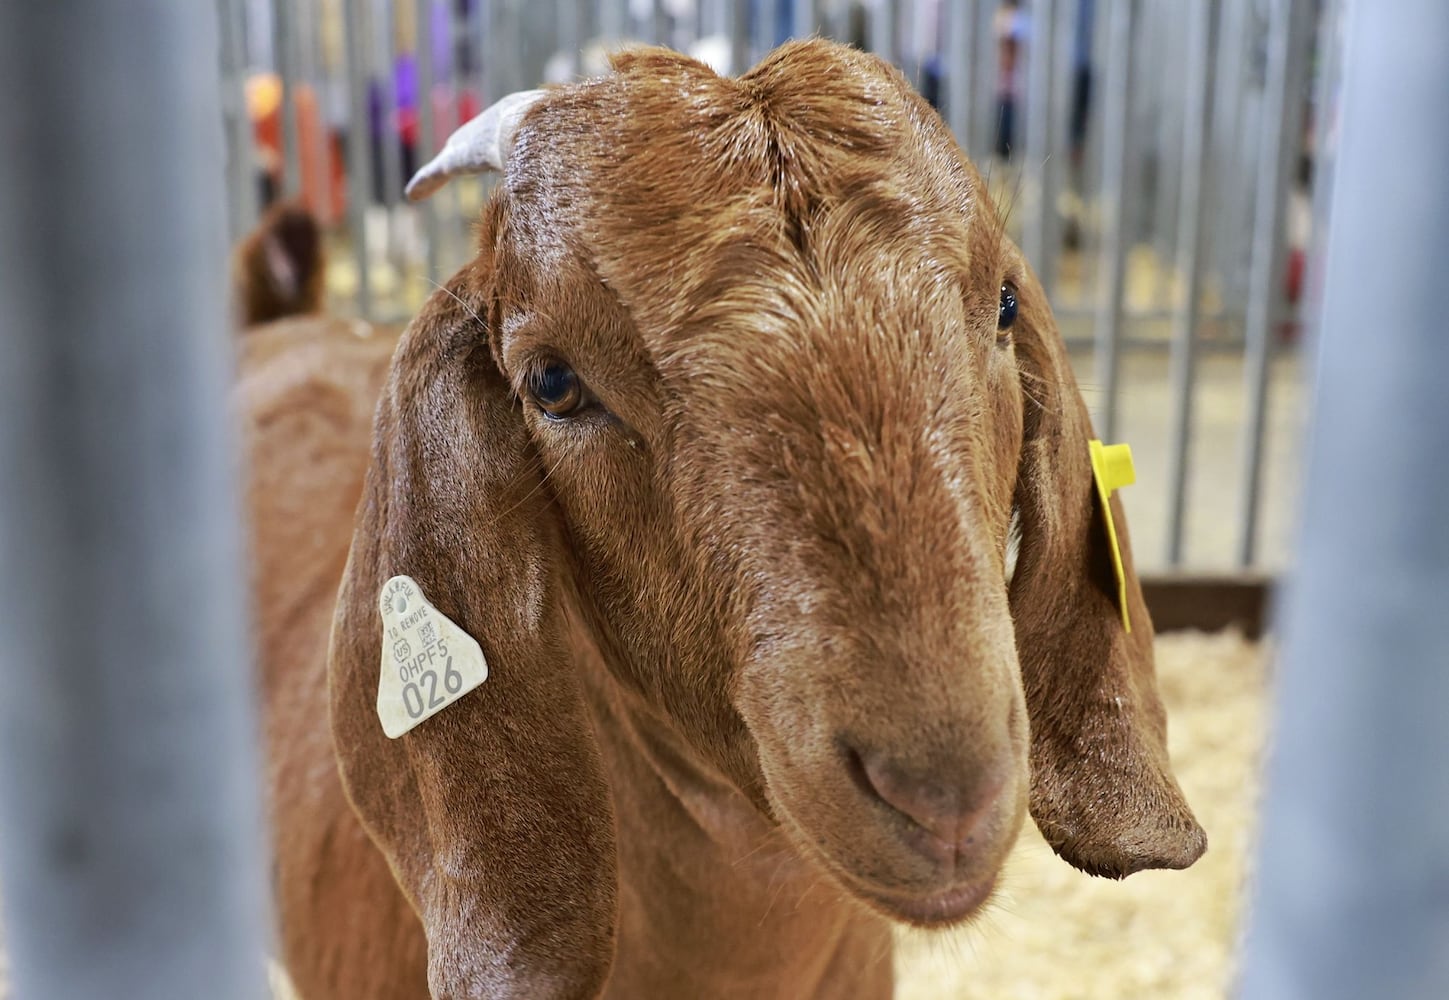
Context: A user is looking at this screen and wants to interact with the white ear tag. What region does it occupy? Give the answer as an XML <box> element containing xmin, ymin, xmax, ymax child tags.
<box><xmin>377</xmin><ymin>575</ymin><xmax>489</xmax><ymax>738</ymax></box>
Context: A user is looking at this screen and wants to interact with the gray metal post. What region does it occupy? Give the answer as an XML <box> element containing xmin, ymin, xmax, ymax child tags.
<box><xmin>971</xmin><ymin>0</ymin><xmax>997</xmax><ymax>161</ymax></box>
<box><xmin>1091</xmin><ymin>0</ymin><xmax>1135</xmax><ymax>442</ymax></box>
<box><xmin>731</xmin><ymin>0</ymin><xmax>751</xmax><ymax>77</ymax></box>
<box><xmin>600</xmin><ymin>0</ymin><xmax>627</xmax><ymax>41</ymax></box>
<box><xmin>375</xmin><ymin>1</ymin><xmax>405</xmax><ymax>209</ymax></box>
<box><xmin>1238</xmin><ymin>3</ymin><xmax>1449</xmax><ymax>997</ymax></box>
<box><xmin>1235</xmin><ymin>0</ymin><xmax>1311</xmax><ymax>567</ymax></box>
<box><xmin>220</xmin><ymin>0</ymin><xmax>259</xmax><ymax>244</ymax></box>
<box><xmin>343</xmin><ymin>0</ymin><xmax>375</xmax><ymax>318</ymax></box>
<box><xmin>418</xmin><ymin>0</ymin><xmax>443</xmax><ymax>283</ymax></box>
<box><xmin>944</xmin><ymin>0</ymin><xmax>976</xmax><ymax>148</ymax></box>
<box><xmin>869</xmin><ymin>0</ymin><xmax>896</xmax><ymax>64</ymax></box>
<box><xmin>1021</xmin><ymin>0</ymin><xmax>1057</xmax><ymax>274</ymax></box>
<box><xmin>0</xmin><ymin>5</ymin><xmax>271</xmax><ymax>1000</ymax></box>
<box><xmin>1163</xmin><ymin>0</ymin><xmax>1215</xmax><ymax>565</ymax></box>
<box><xmin>275</xmin><ymin>0</ymin><xmax>303</xmax><ymax>197</ymax></box>
<box><xmin>792</xmin><ymin>0</ymin><xmax>819</xmax><ymax>38</ymax></box>
<box><xmin>1037</xmin><ymin>0</ymin><xmax>1076</xmax><ymax>299</ymax></box>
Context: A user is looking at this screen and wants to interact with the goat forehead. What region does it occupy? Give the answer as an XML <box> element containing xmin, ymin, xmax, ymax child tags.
<box><xmin>504</xmin><ymin>45</ymin><xmax>983</xmax><ymax>337</ymax></box>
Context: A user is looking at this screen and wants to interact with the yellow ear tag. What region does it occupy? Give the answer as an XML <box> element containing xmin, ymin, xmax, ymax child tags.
<box><xmin>1089</xmin><ymin>440</ymin><xmax>1135</xmax><ymax>633</ymax></box>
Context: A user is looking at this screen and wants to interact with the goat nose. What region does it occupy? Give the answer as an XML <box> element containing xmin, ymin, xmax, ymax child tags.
<box><xmin>848</xmin><ymin>745</ymin><xmax>1006</xmax><ymax>862</ymax></box>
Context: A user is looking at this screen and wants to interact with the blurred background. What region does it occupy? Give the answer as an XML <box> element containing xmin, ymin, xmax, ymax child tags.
<box><xmin>16</xmin><ymin>2</ymin><xmax>1449</xmax><ymax>1000</ymax></box>
<box><xmin>222</xmin><ymin>0</ymin><xmax>1328</xmax><ymax>577</ymax></box>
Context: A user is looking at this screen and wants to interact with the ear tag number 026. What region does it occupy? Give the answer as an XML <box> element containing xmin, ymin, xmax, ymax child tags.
<box><xmin>377</xmin><ymin>575</ymin><xmax>489</xmax><ymax>738</ymax></box>
<box><xmin>1089</xmin><ymin>440</ymin><xmax>1135</xmax><ymax>634</ymax></box>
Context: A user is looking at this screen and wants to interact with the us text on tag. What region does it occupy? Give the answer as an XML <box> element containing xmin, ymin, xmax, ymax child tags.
<box><xmin>377</xmin><ymin>575</ymin><xmax>488</xmax><ymax>738</ymax></box>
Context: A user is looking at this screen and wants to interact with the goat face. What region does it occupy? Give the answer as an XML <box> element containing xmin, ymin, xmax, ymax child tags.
<box><xmin>329</xmin><ymin>39</ymin><xmax>1204</xmax><ymax>995</ymax></box>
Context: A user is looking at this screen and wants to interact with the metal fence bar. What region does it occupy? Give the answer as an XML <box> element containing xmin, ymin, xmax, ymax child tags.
<box><xmin>375</xmin><ymin>1</ymin><xmax>405</xmax><ymax>210</ymax></box>
<box><xmin>970</xmin><ymin>0</ymin><xmax>996</xmax><ymax>160</ymax></box>
<box><xmin>343</xmin><ymin>0</ymin><xmax>375</xmax><ymax>317</ymax></box>
<box><xmin>1163</xmin><ymin>0</ymin><xmax>1215</xmax><ymax>565</ymax></box>
<box><xmin>1303</xmin><ymin>0</ymin><xmax>1344</xmax><ymax>341</ymax></box>
<box><xmin>276</xmin><ymin>0</ymin><xmax>303</xmax><ymax>196</ymax></box>
<box><xmin>1236</xmin><ymin>0</ymin><xmax>1311</xmax><ymax>567</ymax></box>
<box><xmin>1210</xmin><ymin>0</ymin><xmax>1253</xmax><ymax>328</ymax></box>
<box><xmin>1239</xmin><ymin>3</ymin><xmax>1449</xmax><ymax>994</ymax></box>
<box><xmin>220</xmin><ymin>0</ymin><xmax>258</xmax><ymax>244</ymax></box>
<box><xmin>868</xmin><ymin>0</ymin><xmax>896</xmax><ymax>65</ymax></box>
<box><xmin>1020</xmin><ymin>0</ymin><xmax>1056</xmax><ymax>274</ymax></box>
<box><xmin>792</xmin><ymin>0</ymin><xmax>818</xmax><ymax>38</ymax></box>
<box><xmin>1037</xmin><ymin>0</ymin><xmax>1076</xmax><ymax>300</ymax></box>
<box><xmin>943</xmin><ymin>0</ymin><xmax>975</xmax><ymax>147</ymax></box>
<box><xmin>418</xmin><ymin>0</ymin><xmax>442</xmax><ymax>283</ymax></box>
<box><xmin>1091</xmin><ymin>0</ymin><xmax>1135</xmax><ymax>443</ymax></box>
<box><xmin>1147</xmin><ymin>0</ymin><xmax>1181</xmax><ymax>300</ymax></box>
<box><xmin>0</xmin><ymin>5</ymin><xmax>271</xmax><ymax>998</ymax></box>
<box><xmin>730</xmin><ymin>0</ymin><xmax>750</xmax><ymax>76</ymax></box>
<box><xmin>600</xmin><ymin>0</ymin><xmax>627</xmax><ymax>40</ymax></box>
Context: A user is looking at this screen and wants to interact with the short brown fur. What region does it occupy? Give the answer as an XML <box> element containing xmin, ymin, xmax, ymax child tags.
<box><xmin>233</xmin><ymin>200</ymin><xmax>326</xmax><ymax>329</ymax></box>
<box><xmin>242</xmin><ymin>41</ymin><xmax>1204</xmax><ymax>1000</ymax></box>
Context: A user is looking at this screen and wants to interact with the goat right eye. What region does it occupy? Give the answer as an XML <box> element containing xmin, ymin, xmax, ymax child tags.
<box><xmin>527</xmin><ymin>362</ymin><xmax>585</xmax><ymax>419</ymax></box>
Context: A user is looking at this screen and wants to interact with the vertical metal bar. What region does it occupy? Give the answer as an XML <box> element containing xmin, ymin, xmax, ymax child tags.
<box><xmin>1021</xmin><ymin>0</ymin><xmax>1057</xmax><ymax>272</ymax></box>
<box><xmin>0</xmin><ymin>5</ymin><xmax>270</xmax><ymax>999</ymax></box>
<box><xmin>1163</xmin><ymin>0</ymin><xmax>1215</xmax><ymax>566</ymax></box>
<box><xmin>1149</xmin><ymin>0</ymin><xmax>1184</xmax><ymax>304</ymax></box>
<box><xmin>868</xmin><ymin>0</ymin><xmax>896</xmax><ymax>64</ymax></box>
<box><xmin>1303</xmin><ymin>0</ymin><xmax>1344</xmax><ymax>341</ymax></box>
<box><xmin>1037</xmin><ymin>0</ymin><xmax>1076</xmax><ymax>300</ymax></box>
<box><xmin>792</xmin><ymin>0</ymin><xmax>818</xmax><ymax>38</ymax></box>
<box><xmin>636</xmin><ymin>0</ymin><xmax>656</xmax><ymax>44</ymax></box>
<box><xmin>1236</xmin><ymin>0</ymin><xmax>1311</xmax><ymax>567</ymax></box>
<box><xmin>1091</xmin><ymin>0</ymin><xmax>1135</xmax><ymax>442</ymax></box>
<box><xmin>343</xmin><ymin>0</ymin><xmax>374</xmax><ymax>317</ymax></box>
<box><xmin>1210</xmin><ymin>0</ymin><xmax>1252</xmax><ymax>327</ymax></box>
<box><xmin>944</xmin><ymin>0</ymin><xmax>975</xmax><ymax>146</ymax></box>
<box><xmin>750</xmin><ymin>0</ymin><xmax>774</xmax><ymax>63</ymax></box>
<box><xmin>702</xmin><ymin>0</ymin><xmax>730</xmax><ymax>42</ymax></box>
<box><xmin>1239</xmin><ymin>5</ymin><xmax>1449</xmax><ymax>996</ymax></box>
<box><xmin>443</xmin><ymin>1</ymin><xmax>469</xmax><ymax>278</ymax></box>
<box><xmin>375</xmin><ymin>0</ymin><xmax>405</xmax><ymax>209</ymax></box>
<box><xmin>220</xmin><ymin>0</ymin><xmax>258</xmax><ymax>244</ymax></box>
<box><xmin>417</xmin><ymin>0</ymin><xmax>441</xmax><ymax>283</ymax></box>
<box><xmin>275</xmin><ymin>0</ymin><xmax>303</xmax><ymax>196</ymax></box>
<box><xmin>731</xmin><ymin>0</ymin><xmax>751</xmax><ymax>76</ymax></box>
<box><xmin>971</xmin><ymin>0</ymin><xmax>997</xmax><ymax>166</ymax></box>
<box><xmin>480</xmin><ymin>0</ymin><xmax>500</xmax><ymax>101</ymax></box>
<box><xmin>600</xmin><ymin>0</ymin><xmax>627</xmax><ymax>41</ymax></box>
<box><xmin>556</xmin><ymin>0</ymin><xmax>581</xmax><ymax>73</ymax></box>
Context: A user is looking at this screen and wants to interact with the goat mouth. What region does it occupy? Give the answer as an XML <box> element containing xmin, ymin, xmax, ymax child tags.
<box><xmin>853</xmin><ymin>874</ymin><xmax>999</xmax><ymax>927</ymax></box>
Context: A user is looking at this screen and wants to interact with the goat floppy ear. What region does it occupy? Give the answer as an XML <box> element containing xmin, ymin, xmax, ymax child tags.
<box><xmin>328</xmin><ymin>256</ymin><xmax>617</xmax><ymax>996</ymax></box>
<box><xmin>1008</xmin><ymin>279</ymin><xmax>1206</xmax><ymax>878</ymax></box>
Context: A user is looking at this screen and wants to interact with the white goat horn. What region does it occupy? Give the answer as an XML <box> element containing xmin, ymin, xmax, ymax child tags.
<box><xmin>404</xmin><ymin>89</ymin><xmax>547</xmax><ymax>202</ymax></box>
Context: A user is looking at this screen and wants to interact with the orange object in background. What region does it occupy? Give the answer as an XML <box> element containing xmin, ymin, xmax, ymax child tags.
<box><xmin>246</xmin><ymin>72</ymin><xmax>346</xmax><ymax>225</ymax></box>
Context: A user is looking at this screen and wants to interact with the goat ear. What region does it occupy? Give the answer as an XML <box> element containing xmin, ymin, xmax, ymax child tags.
<box><xmin>1008</xmin><ymin>280</ymin><xmax>1206</xmax><ymax>878</ymax></box>
<box><xmin>327</xmin><ymin>262</ymin><xmax>617</xmax><ymax>996</ymax></box>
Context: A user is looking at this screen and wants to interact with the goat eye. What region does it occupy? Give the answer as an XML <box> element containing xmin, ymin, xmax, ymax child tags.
<box><xmin>527</xmin><ymin>362</ymin><xmax>584</xmax><ymax>418</ymax></box>
<box><xmin>997</xmin><ymin>281</ymin><xmax>1019</xmax><ymax>336</ymax></box>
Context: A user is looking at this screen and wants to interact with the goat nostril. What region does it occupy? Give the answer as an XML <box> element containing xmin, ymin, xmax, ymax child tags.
<box><xmin>842</xmin><ymin>741</ymin><xmax>1005</xmax><ymax>855</ymax></box>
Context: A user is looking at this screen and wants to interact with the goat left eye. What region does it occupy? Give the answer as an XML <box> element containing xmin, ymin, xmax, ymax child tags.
<box><xmin>527</xmin><ymin>362</ymin><xmax>585</xmax><ymax>419</ymax></box>
<box><xmin>997</xmin><ymin>282</ymin><xmax>1019</xmax><ymax>335</ymax></box>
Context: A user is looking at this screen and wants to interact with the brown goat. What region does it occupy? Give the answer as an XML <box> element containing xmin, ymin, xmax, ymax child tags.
<box><xmin>243</xmin><ymin>41</ymin><xmax>1204</xmax><ymax>1000</ymax></box>
<box><xmin>233</xmin><ymin>199</ymin><xmax>327</xmax><ymax>329</ymax></box>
